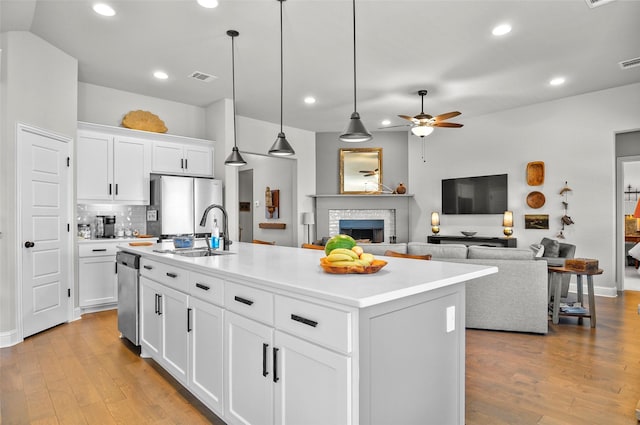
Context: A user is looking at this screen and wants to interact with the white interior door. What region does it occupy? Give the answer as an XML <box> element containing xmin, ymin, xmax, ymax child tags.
<box><xmin>19</xmin><ymin>124</ymin><xmax>71</xmax><ymax>338</ymax></box>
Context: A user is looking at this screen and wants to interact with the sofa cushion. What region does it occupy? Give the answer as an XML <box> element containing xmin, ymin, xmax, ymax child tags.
<box><xmin>407</xmin><ymin>242</ymin><xmax>467</xmax><ymax>259</ymax></box>
<box><xmin>467</xmin><ymin>246</ymin><xmax>534</xmax><ymax>260</ymax></box>
<box><xmin>540</xmin><ymin>237</ymin><xmax>560</xmax><ymax>257</ymax></box>
<box><xmin>357</xmin><ymin>242</ymin><xmax>407</xmax><ymax>256</ymax></box>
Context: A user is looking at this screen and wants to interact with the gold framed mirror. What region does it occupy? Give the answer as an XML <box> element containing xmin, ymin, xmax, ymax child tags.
<box><xmin>340</xmin><ymin>148</ymin><xmax>383</xmax><ymax>194</ymax></box>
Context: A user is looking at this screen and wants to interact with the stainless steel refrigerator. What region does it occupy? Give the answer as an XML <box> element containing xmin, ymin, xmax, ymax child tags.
<box><xmin>147</xmin><ymin>174</ymin><xmax>223</xmax><ymax>239</ymax></box>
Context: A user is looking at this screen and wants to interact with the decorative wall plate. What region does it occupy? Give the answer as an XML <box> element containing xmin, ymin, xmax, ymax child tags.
<box><xmin>526</xmin><ymin>161</ymin><xmax>545</xmax><ymax>186</ymax></box>
<box><xmin>526</xmin><ymin>191</ymin><xmax>546</xmax><ymax>209</ymax></box>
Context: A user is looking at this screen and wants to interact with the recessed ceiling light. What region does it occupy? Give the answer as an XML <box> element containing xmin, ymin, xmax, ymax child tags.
<box><xmin>492</xmin><ymin>23</ymin><xmax>512</xmax><ymax>36</ymax></box>
<box><xmin>93</xmin><ymin>3</ymin><xmax>116</xmax><ymax>17</ymax></box>
<box><xmin>549</xmin><ymin>77</ymin><xmax>566</xmax><ymax>86</ymax></box>
<box><xmin>153</xmin><ymin>71</ymin><xmax>169</xmax><ymax>80</ymax></box>
<box><xmin>304</xmin><ymin>96</ymin><xmax>316</xmax><ymax>105</ymax></box>
<box><xmin>197</xmin><ymin>0</ymin><xmax>219</xmax><ymax>8</ymax></box>
<box><xmin>381</xmin><ymin>119</ymin><xmax>391</xmax><ymax>126</ymax></box>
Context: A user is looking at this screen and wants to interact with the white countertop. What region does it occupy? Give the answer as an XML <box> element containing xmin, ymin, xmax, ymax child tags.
<box><xmin>119</xmin><ymin>241</ymin><xmax>497</xmax><ymax>308</ymax></box>
<box><xmin>77</xmin><ymin>237</ymin><xmax>150</xmax><ymax>244</ymax></box>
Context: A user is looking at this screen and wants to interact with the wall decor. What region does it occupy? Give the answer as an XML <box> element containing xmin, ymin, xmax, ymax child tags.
<box><xmin>525</xmin><ymin>214</ymin><xmax>549</xmax><ymax>230</ymax></box>
<box><xmin>265</xmin><ymin>187</ymin><xmax>279</xmax><ymax>219</ymax></box>
<box><xmin>557</xmin><ymin>181</ymin><xmax>574</xmax><ymax>238</ymax></box>
<box><xmin>121</xmin><ymin>110</ymin><xmax>167</xmax><ymax>133</ymax></box>
<box><xmin>340</xmin><ymin>147</ymin><xmax>383</xmax><ymax>194</ymax></box>
<box><xmin>526</xmin><ymin>191</ymin><xmax>546</xmax><ymax>209</ymax></box>
<box><xmin>526</xmin><ymin>161</ymin><xmax>545</xmax><ymax>186</ymax></box>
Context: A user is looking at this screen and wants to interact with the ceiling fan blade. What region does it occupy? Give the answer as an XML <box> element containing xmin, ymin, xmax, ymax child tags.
<box><xmin>379</xmin><ymin>124</ymin><xmax>410</xmax><ymax>129</ymax></box>
<box><xmin>432</xmin><ymin>122</ymin><xmax>464</xmax><ymax>128</ymax></box>
<box><xmin>433</xmin><ymin>111</ymin><xmax>461</xmax><ymax>121</ymax></box>
<box><xmin>398</xmin><ymin>115</ymin><xmax>420</xmax><ymax>124</ymax></box>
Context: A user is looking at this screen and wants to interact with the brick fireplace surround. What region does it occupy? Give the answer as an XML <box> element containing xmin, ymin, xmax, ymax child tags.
<box><xmin>311</xmin><ymin>194</ymin><xmax>414</xmax><ymax>243</ymax></box>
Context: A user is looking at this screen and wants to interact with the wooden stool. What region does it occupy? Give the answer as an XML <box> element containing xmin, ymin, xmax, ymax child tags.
<box><xmin>548</xmin><ymin>266</ymin><xmax>603</xmax><ymax>328</ymax></box>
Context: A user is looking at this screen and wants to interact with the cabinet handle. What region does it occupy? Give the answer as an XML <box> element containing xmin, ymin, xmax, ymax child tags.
<box><xmin>262</xmin><ymin>343</ymin><xmax>269</xmax><ymax>377</ymax></box>
<box><xmin>166</xmin><ymin>272</ymin><xmax>178</xmax><ymax>278</ymax></box>
<box><xmin>154</xmin><ymin>294</ymin><xmax>159</xmax><ymax>314</ymax></box>
<box><xmin>184</xmin><ymin>159</ymin><xmax>188</xmax><ymax>169</ymax></box>
<box><xmin>115</xmin><ymin>184</ymin><xmax>119</xmax><ymax>195</ymax></box>
<box><xmin>234</xmin><ymin>296</ymin><xmax>254</xmax><ymax>306</ymax></box>
<box><xmin>187</xmin><ymin>308</ymin><xmax>192</xmax><ymax>332</ymax></box>
<box><xmin>195</xmin><ymin>282</ymin><xmax>210</xmax><ymax>291</ymax></box>
<box><xmin>181</xmin><ymin>158</ymin><xmax>184</xmax><ymax>169</ymax></box>
<box><xmin>273</xmin><ymin>347</ymin><xmax>279</xmax><ymax>383</ymax></box>
<box><xmin>143</xmin><ymin>265</ymin><xmax>153</xmax><ymax>270</ymax></box>
<box><xmin>92</xmin><ymin>248</ymin><xmax>108</xmax><ymax>252</ymax></box>
<box><xmin>109</xmin><ymin>183</ymin><xmax>112</xmax><ymax>195</ymax></box>
<box><xmin>157</xmin><ymin>294</ymin><xmax>162</xmax><ymax>315</ymax></box>
<box><xmin>291</xmin><ymin>314</ymin><xmax>318</xmax><ymax>328</ymax></box>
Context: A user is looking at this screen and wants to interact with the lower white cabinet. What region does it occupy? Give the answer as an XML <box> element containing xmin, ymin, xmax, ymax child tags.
<box><xmin>189</xmin><ymin>297</ymin><xmax>224</xmax><ymax>414</ymax></box>
<box><xmin>140</xmin><ymin>276</ymin><xmax>189</xmax><ymax>385</ymax></box>
<box><xmin>224</xmin><ymin>311</ymin><xmax>351</xmax><ymax>425</ymax></box>
<box><xmin>78</xmin><ymin>242</ymin><xmax>118</xmax><ymax>308</ymax></box>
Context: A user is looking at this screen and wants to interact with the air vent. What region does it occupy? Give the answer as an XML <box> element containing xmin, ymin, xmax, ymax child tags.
<box><xmin>619</xmin><ymin>57</ymin><xmax>640</xmax><ymax>70</ymax></box>
<box><xmin>585</xmin><ymin>0</ymin><xmax>616</xmax><ymax>8</ymax></box>
<box><xmin>188</xmin><ymin>71</ymin><xmax>217</xmax><ymax>82</ymax></box>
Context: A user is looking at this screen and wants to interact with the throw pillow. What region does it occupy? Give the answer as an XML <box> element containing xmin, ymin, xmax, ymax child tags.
<box><xmin>540</xmin><ymin>237</ymin><xmax>560</xmax><ymax>257</ymax></box>
<box><xmin>529</xmin><ymin>243</ymin><xmax>545</xmax><ymax>258</ymax></box>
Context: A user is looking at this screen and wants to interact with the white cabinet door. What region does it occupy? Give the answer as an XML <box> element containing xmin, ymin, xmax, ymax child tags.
<box><xmin>184</xmin><ymin>144</ymin><xmax>213</xmax><ymax>177</ymax></box>
<box><xmin>78</xmin><ymin>255</ymin><xmax>117</xmax><ymax>307</ymax></box>
<box><xmin>160</xmin><ymin>284</ymin><xmax>189</xmax><ymax>385</ymax></box>
<box><xmin>274</xmin><ymin>331</ymin><xmax>351</xmax><ymax>425</ymax></box>
<box><xmin>151</xmin><ymin>141</ymin><xmax>184</xmax><ymax>174</ymax></box>
<box><xmin>189</xmin><ymin>297</ymin><xmax>224</xmax><ymax>415</ymax></box>
<box><xmin>113</xmin><ymin>137</ymin><xmax>150</xmax><ymax>204</ymax></box>
<box><xmin>140</xmin><ymin>276</ymin><xmax>162</xmax><ymax>358</ymax></box>
<box><xmin>77</xmin><ymin>131</ymin><xmax>113</xmax><ymax>201</ymax></box>
<box><xmin>225</xmin><ymin>311</ymin><xmax>274</xmax><ymax>425</ymax></box>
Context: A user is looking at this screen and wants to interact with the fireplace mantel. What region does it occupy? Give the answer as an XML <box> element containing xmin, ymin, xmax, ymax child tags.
<box><xmin>310</xmin><ymin>194</ymin><xmax>414</xmax><ymax>243</ymax></box>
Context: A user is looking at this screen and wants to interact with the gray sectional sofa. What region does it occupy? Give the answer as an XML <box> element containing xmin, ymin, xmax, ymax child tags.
<box><xmin>359</xmin><ymin>242</ymin><xmax>549</xmax><ymax>334</ymax></box>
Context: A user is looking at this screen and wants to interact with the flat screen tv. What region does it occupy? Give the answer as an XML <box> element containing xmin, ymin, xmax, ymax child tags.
<box><xmin>442</xmin><ymin>174</ymin><xmax>508</xmax><ymax>214</ymax></box>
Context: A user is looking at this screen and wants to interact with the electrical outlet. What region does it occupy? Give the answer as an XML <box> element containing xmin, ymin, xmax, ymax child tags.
<box><xmin>255</xmin><ymin>200</ymin><xmax>260</xmax><ymax>207</ymax></box>
<box><xmin>147</xmin><ymin>210</ymin><xmax>158</xmax><ymax>221</ymax></box>
<box><xmin>446</xmin><ymin>306</ymin><xmax>455</xmax><ymax>333</ymax></box>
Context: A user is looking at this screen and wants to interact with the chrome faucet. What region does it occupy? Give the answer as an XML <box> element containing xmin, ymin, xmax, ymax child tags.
<box><xmin>200</xmin><ymin>204</ymin><xmax>231</xmax><ymax>251</ymax></box>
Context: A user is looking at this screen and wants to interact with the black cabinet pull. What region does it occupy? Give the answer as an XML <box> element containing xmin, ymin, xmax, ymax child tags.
<box><xmin>143</xmin><ymin>265</ymin><xmax>153</xmax><ymax>270</ymax></box>
<box><xmin>195</xmin><ymin>282</ymin><xmax>210</xmax><ymax>291</ymax></box>
<box><xmin>234</xmin><ymin>296</ymin><xmax>254</xmax><ymax>306</ymax></box>
<box><xmin>115</xmin><ymin>184</ymin><xmax>119</xmax><ymax>195</ymax></box>
<box><xmin>109</xmin><ymin>183</ymin><xmax>112</xmax><ymax>195</ymax></box>
<box><xmin>273</xmin><ymin>347</ymin><xmax>279</xmax><ymax>383</ymax></box>
<box><xmin>291</xmin><ymin>314</ymin><xmax>318</xmax><ymax>328</ymax></box>
<box><xmin>154</xmin><ymin>294</ymin><xmax>159</xmax><ymax>314</ymax></box>
<box><xmin>158</xmin><ymin>294</ymin><xmax>162</xmax><ymax>315</ymax></box>
<box><xmin>92</xmin><ymin>248</ymin><xmax>107</xmax><ymax>252</ymax></box>
<box><xmin>184</xmin><ymin>159</ymin><xmax>188</xmax><ymax>169</ymax></box>
<box><xmin>187</xmin><ymin>308</ymin><xmax>192</xmax><ymax>332</ymax></box>
<box><xmin>166</xmin><ymin>272</ymin><xmax>178</xmax><ymax>278</ymax></box>
<box><xmin>262</xmin><ymin>343</ymin><xmax>269</xmax><ymax>377</ymax></box>
<box><xmin>181</xmin><ymin>158</ymin><xmax>184</xmax><ymax>169</ymax></box>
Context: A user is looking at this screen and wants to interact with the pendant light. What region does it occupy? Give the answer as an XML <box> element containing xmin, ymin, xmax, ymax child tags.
<box><xmin>269</xmin><ymin>0</ymin><xmax>295</xmax><ymax>156</ymax></box>
<box><xmin>339</xmin><ymin>0</ymin><xmax>372</xmax><ymax>143</ymax></box>
<box><xmin>224</xmin><ymin>29</ymin><xmax>247</xmax><ymax>167</ymax></box>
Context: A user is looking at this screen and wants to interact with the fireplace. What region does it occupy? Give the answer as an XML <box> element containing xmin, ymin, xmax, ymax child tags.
<box><xmin>339</xmin><ymin>219</ymin><xmax>384</xmax><ymax>243</ymax></box>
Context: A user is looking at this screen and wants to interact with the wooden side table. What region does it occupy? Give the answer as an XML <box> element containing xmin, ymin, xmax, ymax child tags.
<box><xmin>547</xmin><ymin>266</ymin><xmax>603</xmax><ymax>328</ymax></box>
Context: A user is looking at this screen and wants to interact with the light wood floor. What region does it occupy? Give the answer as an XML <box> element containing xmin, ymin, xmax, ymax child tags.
<box><xmin>1</xmin><ymin>291</ymin><xmax>639</xmax><ymax>425</ymax></box>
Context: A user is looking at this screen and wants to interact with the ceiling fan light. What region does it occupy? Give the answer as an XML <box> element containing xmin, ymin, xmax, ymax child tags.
<box><xmin>224</xmin><ymin>146</ymin><xmax>246</xmax><ymax>166</ymax></box>
<box><xmin>269</xmin><ymin>132</ymin><xmax>295</xmax><ymax>156</ymax></box>
<box><xmin>411</xmin><ymin>126</ymin><xmax>434</xmax><ymax>137</ymax></box>
<box><xmin>340</xmin><ymin>112</ymin><xmax>373</xmax><ymax>142</ymax></box>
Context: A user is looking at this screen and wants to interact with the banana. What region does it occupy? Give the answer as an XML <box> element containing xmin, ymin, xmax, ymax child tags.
<box><xmin>326</xmin><ymin>253</ymin><xmax>356</xmax><ymax>262</ymax></box>
<box><xmin>329</xmin><ymin>248</ymin><xmax>359</xmax><ymax>259</ymax></box>
<box><xmin>329</xmin><ymin>260</ymin><xmax>362</xmax><ymax>267</ymax></box>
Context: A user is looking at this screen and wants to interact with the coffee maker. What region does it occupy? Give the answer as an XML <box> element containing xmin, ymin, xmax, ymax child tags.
<box><xmin>95</xmin><ymin>215</ymin><xmax>116</xmax><ymax>238</ymax></box>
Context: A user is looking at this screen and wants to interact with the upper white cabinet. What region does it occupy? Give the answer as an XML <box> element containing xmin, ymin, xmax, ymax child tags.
<box><xmin>152</xmin><ymin>140</ymin><xmax>214</xmax><ymax>177</ymax></box>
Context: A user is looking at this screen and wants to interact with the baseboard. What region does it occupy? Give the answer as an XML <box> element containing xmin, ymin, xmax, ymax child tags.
<box><xmin>568</xmin><ymin>283</ymin><xmax>617</xmax><ymax>298</ymax></box>
<box><xmin>79</xmin><ymin>304</ymin><xmax>117</xmax><ymax>316</ymax></box>
<box><xmin>0</xmin><ymin>328</ymin><xmax>21</xmax><ymax>348</ymax></box>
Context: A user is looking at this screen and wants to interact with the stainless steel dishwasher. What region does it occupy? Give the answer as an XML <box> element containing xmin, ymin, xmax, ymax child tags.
<box><xmin>116</xmin><ymin>251</ymin><xmax>140</xmax><ymax>345</ymax></box>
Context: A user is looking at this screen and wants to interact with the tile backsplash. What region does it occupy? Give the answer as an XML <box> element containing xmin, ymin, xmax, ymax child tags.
<box><xmin>77</xmin><ymin>204</ymin><xmax>147</xmax><ymax>236</ymax></box>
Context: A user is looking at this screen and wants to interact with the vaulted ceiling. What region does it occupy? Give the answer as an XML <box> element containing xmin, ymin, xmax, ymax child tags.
<box><xmin>2</xmin><ymin>0</ymin><xmax>639</xmax><ymax>133</ymax></box>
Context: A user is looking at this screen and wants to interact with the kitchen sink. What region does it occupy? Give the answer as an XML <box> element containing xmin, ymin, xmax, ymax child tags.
<box><xmin>173</xmin><ymin>248</ymin><xmax>234</xmax><ymax>257</ymax></box>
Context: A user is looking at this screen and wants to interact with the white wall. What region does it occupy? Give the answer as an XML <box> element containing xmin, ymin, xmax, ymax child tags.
<box><xmin>0</xmin><ymin>31</ymin><xmax>78</xmax><ymax>338</ymax></box>
<box><xmin>409</xmin><ymin>82</ymin><xmax>640</xmax><ymax>296</ymax></box>
<box><xmin>78</xmin><ymin>82</ymin><xmax>206</xmax><ymax>139</ymax></box>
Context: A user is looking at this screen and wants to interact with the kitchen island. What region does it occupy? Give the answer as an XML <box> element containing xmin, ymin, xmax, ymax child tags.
<box><xmin>119</xmin><ymin>241</ymin><xmax>497</xmax><ymax>425</ymax></box>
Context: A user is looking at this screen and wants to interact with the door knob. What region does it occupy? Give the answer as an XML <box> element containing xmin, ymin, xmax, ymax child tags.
<box><xmin>24</xmin><ymin>241</ymin><xmax>35</xmax><ymax>248</ymax></box>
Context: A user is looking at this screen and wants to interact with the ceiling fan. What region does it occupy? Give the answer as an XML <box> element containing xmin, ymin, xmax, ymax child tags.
<box><xmin>359</xmin><ymin>168</ymin><xmax>379</xmax><ymax>177</ymax></box>
<box><xmin>386</xmin><ymin>90</ymin><xmax>464</xmax><ymax>136</ymax></box>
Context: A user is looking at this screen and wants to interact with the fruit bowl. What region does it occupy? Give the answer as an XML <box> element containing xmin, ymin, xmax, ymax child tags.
<box><xmin>461</xmin><ymin>231</ymin><xmax>477</xmax><ymax>237</ymax></box>
<box><xmin>320</xmin><ymin>257</ymin><xmax>387</xmax><ymax>274</ymax></box>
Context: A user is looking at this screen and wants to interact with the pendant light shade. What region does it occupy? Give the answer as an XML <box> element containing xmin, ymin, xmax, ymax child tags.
<box><xmin>224</xmin><ymin>29</ymin><xmax>247</xmax><ymax>167</ymax></box>
<box><xmin>269</xmin><ymin>0</ymin><xmax>295</xmax><ymax>156</ymax></box>
<box><xmin>339</xmin><ymin>0</ymin><xmax>371</xmax><ymax>143</ymax></box>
